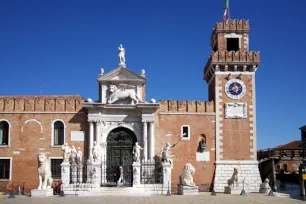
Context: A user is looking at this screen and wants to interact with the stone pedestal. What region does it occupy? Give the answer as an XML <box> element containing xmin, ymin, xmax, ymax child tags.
<box><xmin>61</xmin><ymin>162</ymin><xmax>70</xmax><ymax>186</ymax></box>
<box><xmin>31</xmin><ymin>188</ymin><xmax>53</xmax><ymax>197</ymax></box>
<box><xmin>71</xmin><ymin>163</ymin><xmax>77</xmax><ymax>184</ymax></box>
<box><xmin>162</xmin><ymin>162</ymin><xmax>172</xmax><ymax>187</ymax></box>
<box><xmin>214</xmin><ymin>161</ymin><xmax>262</xmax><ymax>193</ymax></box>
<box><xmin>77</xmin><ymin>163</ymin><xmax>83</xmax><ymax>183</ymax></box>
<box><xmin>178</xmin><ymin>185</ymin><xmax>199</xmax><ymax>195</ymax></box>
<box><xmin>259</xmin><ymin>187</ymin><xmax>270</xmax><ymax>194</ymax></box>
<box><xmin>92</xmin><ymin>163</ymin><xmax>101</xmax><ymax>187</ymax></box>
<box><xmin>133</xmin><ymin>162</ymin><xmax>141</xmax><ymax>187</ymax></box>
<box><xmin>224</xmin><ymin>187</ymin><xmax>242</xmax><ymax>194</ymax></box>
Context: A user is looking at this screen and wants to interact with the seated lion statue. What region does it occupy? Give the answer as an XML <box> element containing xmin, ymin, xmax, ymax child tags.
<box><xmin>37</xmin><ymin>152</ymin><xmax>53</xmax><ymax>190</ymax></box>
<box><xmin>227</xmin><ymin>168</ymin><xmax>239</xmax><ymax>188</ymax></box>
<box><xmin>179</xmin><ymin>163</ymin><xmax>196</xmax><ymax>187</ymax></box>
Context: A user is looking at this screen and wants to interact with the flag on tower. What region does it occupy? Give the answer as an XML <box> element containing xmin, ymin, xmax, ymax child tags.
<box><xmin>223</xmin><ymin>0</ymin><xmax>229</xmax><ymax>21</ymax></box>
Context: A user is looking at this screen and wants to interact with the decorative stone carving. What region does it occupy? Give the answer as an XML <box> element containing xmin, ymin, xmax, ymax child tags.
<box><xmin>61</xmin><ymin>143</ymin><xmax>71</xmax><ymax>163</ymax></box>
<box><xmin>92</xmin><ymin>141</ymin><xmax>100</xmax><ymax>163</ymax></box>
<box><xmin>132</xmin><ymin>142</ymin><xmax>143</xmax><ymax>163</ymax></box>
<box><xmin>259</xmin><ymin>179</ymin><xmax>271</xmax><ymax>194</ymax></box>
<box><xmin>118</xmin><ymin>44</ymin><xmax>126</xmax><ymax>67</ymax></box>
<box><xmin>108</xmin><ymin>84</ymin><xmax>142</xmax><ymax>104</ymax></box>
<box><xmin>37</xmin><ymin>153</ymin><xmax>53</xmax><ymax>190</ymax></box>
<box><xmin>100</xmin><ymin>68</ymin><xmax>104</xmax><ymax>75</ymax></box>
<box><xmin>140</xmin><ymin>69</ymin><xmax>145</xmax><ymax>77</ymax></box>
<box><xmin>227</xmin><ymin>168</ymin><xmax>239</xmax><ymax>188</ymax></box>
<box><xmin>76</xmin><ymin>147</ymin><xmax>82</xmax><ymax>165</ymax></box>
<box><xmin>179</xmin><ymin>163</ymin><xmax>196</xmax><ymax>187</ymax></box>
<box><xmin>225</xmin><ymin>103</ymin><xmax>247</xmax><ymax>119</ymax></box>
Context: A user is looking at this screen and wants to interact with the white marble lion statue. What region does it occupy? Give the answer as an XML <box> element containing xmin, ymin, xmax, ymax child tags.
<box><xmin>108</xmin><ymin>84</ymin><xmax>142</xmax><ymax>104</ymax></box>
<box><xmin>227</xmin><ymin>168</ymin><xmax>239</xmax><ymax>188</ymax></box>
<box><xmin>37</xmin><ymin>152</ymin><xmax>53</xmax><ymax>190</ymax></box>
<box><xmin>179</xmin><ymin>163</ymin><xmax>196</xmax><ymax>187</ymax></box>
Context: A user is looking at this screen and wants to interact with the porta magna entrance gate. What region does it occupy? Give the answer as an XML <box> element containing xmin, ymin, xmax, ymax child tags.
<box><xmin>103</xmin><ymin>127</ymin><xmax>136</xmax><ymax>187</ymax></box>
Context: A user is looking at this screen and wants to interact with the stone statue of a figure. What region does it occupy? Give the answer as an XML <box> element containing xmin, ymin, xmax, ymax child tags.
<box><xmin>61</xmin><ymin>143</ymin><xmax>71</xmax><ymax>163</ymax></box>
<box><xmin>132</xmin><ymin>142</ymin><xmax>143</xmax><ymax>162</ymax></box>
<box><xmin>92</xmin><ymin>141</ymin><xmax>100</xmax><ymax>163</ymax></box>
<box><xmin>71</xmin><ymin>145</ymin><xmax>77</xmax><ymax>164</ymax></box>
<box><xmin>76</xmin><ymin>147</ymin><xmax>82</xmax><ymax>164</ymax></box>
<box><xmin>161</xmin><ymin>137</ymin><xmax>183</xmax><ymax>163</ymax></box>
<box><xmin>118</xmin><ymin>44</ymin><xmax>126</xmax><ymax>66</ymax></box>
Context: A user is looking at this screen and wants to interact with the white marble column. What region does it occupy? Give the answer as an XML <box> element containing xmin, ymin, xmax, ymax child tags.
<box><xmin>89</xmin><ymin>121</ymin><xmax>94</xmax><ymax>160</ymax></box>
<box><xmin>143</xmin><ymin>122</ymin><xmax>148</xmax><ymax>161</ymax></box>
<box><xmin>149</xmin><ymin>122</ymin><xmax>155</xmax><ymax>161</ymax></box>
<box><xmin>95</xmin><ymin>121</ymin><xmax>101</xmax><ymax>148</ymax></box>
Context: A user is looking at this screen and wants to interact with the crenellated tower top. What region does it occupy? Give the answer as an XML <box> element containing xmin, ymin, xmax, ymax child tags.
<box><xmin>204</xmin><ymin>19</ymin><xmax>260</xmax><ymax>86</ymax></box>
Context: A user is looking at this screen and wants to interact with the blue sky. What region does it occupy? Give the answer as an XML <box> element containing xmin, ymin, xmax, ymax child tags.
<box><xmin>0</xmin><ymin>0</ymin><xmax>305</xmax><ymax>150</ymax></box>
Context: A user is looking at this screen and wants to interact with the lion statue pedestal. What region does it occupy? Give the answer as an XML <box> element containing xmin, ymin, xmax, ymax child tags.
<box><xmin>178</xmin><ymin>163</ymin><xmax>199</xmax><ymax>195</ymax></box>
<box><xmin>31</xmin><ymin>153</ymin><xmax>54</xmax><ymax>197</ymax></box>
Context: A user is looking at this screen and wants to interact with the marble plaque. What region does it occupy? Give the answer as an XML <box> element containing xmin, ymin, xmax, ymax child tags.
<box><xmin>225</xmin><ymin>103</ymin><xmax>247</xmax><ymax>119</ymax></box>
<box><xmin>71</xmin><ymin>131</ymin><xmax>85</xmax><ymax>141</ymax></box>
<box><xmin>196</xmin><ymin>152</ymin><xmax>210</xmax><ymax>162</ymax></box>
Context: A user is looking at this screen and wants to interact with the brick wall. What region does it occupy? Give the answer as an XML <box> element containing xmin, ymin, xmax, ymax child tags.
<box><xmin>0</xmin><ymin>95</ymin><xmax>88</xmax><ymax>189</ymax></box>
<box><xmin>155</xmin><ymin>100</ymin><xmax>216</xmax><ymax>192</ymax></box>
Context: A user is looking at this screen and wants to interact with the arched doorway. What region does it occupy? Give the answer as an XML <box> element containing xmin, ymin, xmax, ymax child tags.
<box><xmin>106</xmin><ymin>127</ymin><xmax>136</xmax><ymax>186</ymax></box>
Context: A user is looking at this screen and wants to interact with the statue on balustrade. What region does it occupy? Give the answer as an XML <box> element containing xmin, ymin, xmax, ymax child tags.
<box><xmin>61</xmin><ymin>143</ymin><xmax>71</xmax><ymax>163</ymax></box>
<box><xmin>76</xmin><ymin>147</ymin><xmax>82</xmax><ymax>165</ymax></box>
<box><xmin>132</xmin><ymin>142</ymin><xmax>143</xmax><ymax>163</ymax></box>
<box><xmin>92</xmin><ymin>141</ymin><xmax>100</xmax><ymax>163</ymax></box>
<box><xmin>71</xmin><ymin>145</ymin><xmax>77</xmax><ymax>164</ymax></box>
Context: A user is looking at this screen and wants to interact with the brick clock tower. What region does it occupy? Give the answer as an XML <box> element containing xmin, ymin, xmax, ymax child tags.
<box><xmin>204</xmin><ymin>19</ymin><xmax>262</xmax><ymax>192</ymax></box>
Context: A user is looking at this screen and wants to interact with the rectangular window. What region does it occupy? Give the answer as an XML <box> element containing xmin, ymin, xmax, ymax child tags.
<box><xmin>50</xmin><ymin>159</ymin><xmax>63</xmax><ymax>179</ymax></box>
<box><xmin>181</xmin><ymin>125</ymin><xmax>190</xmax><ymax>140</ymax></box>
<box><xmin>227</xmin><ymin>38</ymin><xmax>239</xmax><ymax>52</ymax></box>
<box><xmin>0</xmin><ymin>159</ymin><xmax>10</xmax><ymax>180</ymax></box>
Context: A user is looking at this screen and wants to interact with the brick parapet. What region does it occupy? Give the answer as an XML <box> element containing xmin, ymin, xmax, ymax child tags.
<box><xmin>212</xmin><ymin>19</ymin><xmax>250</xmax><ymax>34</ymax></box>
<box><xmin>0</xmin><ymin>95</ymin><xmax>85</xmax><ymax>112</ymax></box>
<box><xmin>159</xmin><ymin>100</ymin><xmax>215</xmax><ymax>113</ymax></box>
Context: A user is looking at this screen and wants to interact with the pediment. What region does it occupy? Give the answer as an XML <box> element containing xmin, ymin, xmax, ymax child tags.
<box><xmin>97</xmin><ymin>67</ymin><xmax>146</xmax><ymax>84</ymax></box>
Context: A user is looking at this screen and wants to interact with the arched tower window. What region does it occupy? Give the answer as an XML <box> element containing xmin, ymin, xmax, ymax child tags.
<box><xmin>0</xmin><ymin>121</ymin><xmax>9</xmax><ymax>145</ymax></box>
<box><xmin>53</xmin><ymin>121</ymin><xmax>64</xmax><ymax>145</ymax></box>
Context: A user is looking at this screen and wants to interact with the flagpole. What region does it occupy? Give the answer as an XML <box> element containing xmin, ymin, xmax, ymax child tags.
<box><xmin>228</xmin><ymin>0</ymin><xmax>230</xmax><ymax>20</ymax></box>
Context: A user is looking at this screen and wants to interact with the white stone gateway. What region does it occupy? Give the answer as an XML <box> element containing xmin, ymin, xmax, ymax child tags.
<box><xmin>31</xmin><ymin>153</ymin><xmax>53</xmax><ymax>197</ymax></box>
<box><xmin>178</xmin><ymin>163</ymin><xmax>199</xmax><ymax>195</ymax></box>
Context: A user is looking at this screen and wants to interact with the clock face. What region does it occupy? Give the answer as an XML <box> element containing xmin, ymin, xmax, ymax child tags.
<box><xmin>225</xmin><ymin>79</ymin><xmax>246</xmax><ymax>99</ymax></box>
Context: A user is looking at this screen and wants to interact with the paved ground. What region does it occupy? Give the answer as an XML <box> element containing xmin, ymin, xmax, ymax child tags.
<box><xmin>0</xmin><ymin>193</ymin><xmax>305</xmax><ymax>204</ymax></box>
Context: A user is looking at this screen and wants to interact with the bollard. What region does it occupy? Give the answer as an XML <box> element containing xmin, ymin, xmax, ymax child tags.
<box><xmin>240</xmin><ymin>189</ymin><xmax>246</xmax><ymax>196</ymax></box>
<box><xmin>8</xmin><ymin>192</ymin><xmax>15</xmax><ymax>198</ymax></box>
<box><xmin>166</xmin><ymin>181</ymin><xmax>171</xmax><ymax>196</ymax></box>
<box><xmin>268</xmin><ymin>189</ymin><xmax>274</xmax><ymax>196</ymax></box>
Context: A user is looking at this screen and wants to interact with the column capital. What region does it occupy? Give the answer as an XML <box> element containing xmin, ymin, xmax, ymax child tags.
<box><xmin>142</xmin><ymin>120</ymin><xmax>154</xmax><ymax>123</ymax></box>
<box><xmin>88</xmin><ymin>119</ymin><xmax>101</xmax><ymax>123</ymax></box>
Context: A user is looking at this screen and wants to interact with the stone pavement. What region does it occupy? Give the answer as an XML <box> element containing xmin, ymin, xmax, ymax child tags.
<box><xmin>0</xmin><ymin>193</ymin><xmax>305</xmax><ymax>204</ymax></box>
